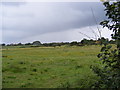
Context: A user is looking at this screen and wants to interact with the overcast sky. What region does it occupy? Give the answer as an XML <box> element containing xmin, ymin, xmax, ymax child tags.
<box><xmin>1</xmin><ymin>2</ymin><xmax>112</xmax><ymax>44</ymax></box>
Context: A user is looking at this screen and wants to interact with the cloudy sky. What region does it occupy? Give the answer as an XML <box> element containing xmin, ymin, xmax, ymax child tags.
<box><xmin>1</xmin><ymin>1</ymin><xmax>112</xmax><ymax>44</ymax></box>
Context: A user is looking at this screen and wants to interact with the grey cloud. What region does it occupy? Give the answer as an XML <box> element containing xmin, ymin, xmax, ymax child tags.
<box><xmin>1</xmin><ymin>2</ymin><xmax>26</xmax><ymax>7</ymax></box>
<box><xmin>2</xmin><ymin>2</ymin><xmax>106</xmax><ymax>43</ymax></box>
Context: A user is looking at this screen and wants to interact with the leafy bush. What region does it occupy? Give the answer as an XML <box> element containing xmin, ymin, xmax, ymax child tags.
<box><xmin>91</xmin><ymin>1</ymin><xmax>120</xmax><ymax>88</ymax></box>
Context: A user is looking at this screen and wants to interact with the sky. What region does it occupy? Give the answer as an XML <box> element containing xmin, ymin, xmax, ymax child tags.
<box><xmin>0</xmin><ymin>1</ymin><xmax>113</xmax><ymax>44</ymax></box>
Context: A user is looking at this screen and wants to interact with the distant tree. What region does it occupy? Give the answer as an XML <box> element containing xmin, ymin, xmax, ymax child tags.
<box><xmin>81</xmin><ymin>39</ymin><xmax>88</xmax><ymax>45</ymax></box>
<box><xmin>25</xmin><ymin>43</ymin><xmax>32</xmax><ymax>45</ymax></box>
<box><xmin>81</xmin><ymin>39</ymin><xmax>95</xmax><ymax>45</ymax></box>
<box><xmin>17</xmin><ymin>43</ymin><xmax>22</xmax><ymax>46</ymax></box>
<box><xmin>70</xmin><ymin>41</ymin><xmax>78</xmax><ymax>46</ymax></box>
<box><xmin>32</xmin><ymin>41</ymin><xmax>41</xmax><ymax>46</ymax></box>
<box><xmin>97</xmin><ymin>37</ymin><xmax>109</xmax><ymax>45</ymax></box>
<box><xmin>109</xmin><ymin>40</ymin><xmax>116</xmax><ymax>44</ymax></box>
<box><xmin>1</xmin><ymin>43</ymin><xmax>5</xmax><ymax>46</ymax></box>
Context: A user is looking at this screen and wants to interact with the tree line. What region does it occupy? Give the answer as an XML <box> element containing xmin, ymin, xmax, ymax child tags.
<box><xmin>1</xmin><ymin>37</ymin><xmax>115</xmax><ymax>47</ymax></box>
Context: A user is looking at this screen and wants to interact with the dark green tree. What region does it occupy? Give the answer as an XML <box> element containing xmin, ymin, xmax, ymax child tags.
<box><xmin>97</xmin><ymin>37</ymin><xmax>109</xmax><ymax>45</ymax></box>
<box><xmin>17</xmin><ymin>43</ymin><xmax>22</xmax><ymax>46</ymax></box>
<box><xmin>81</xmin><ymin>39</ymin><xmax>89</xmax><ymax>45</ymax></box>
<box><xmin>91</xmin><ymin>1</ymin><xmax>120</xmax><ymax>88</ymax></box>
<box><xmin>70</xmin><ymin>41</ymin><xmax>78</xmax><ymax>46</ymax></box>
<box><xmin>32</xmin><ymin>41</ymin><xmax>41</xmax><ymax>46</ymax></box>
<box><xmin>1</xmin><ymin>43</ymin><xmax>5</xmax><ymax>46</ymax></box>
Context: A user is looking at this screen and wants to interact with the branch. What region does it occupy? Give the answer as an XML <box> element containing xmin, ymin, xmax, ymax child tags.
<box><xmin>79</xmin><ymin>31</ymin><xmax>96</xmax><ymax>40</ymax></box>
<box><xmin>89</xmin><ymin>26</ymin><xmax>99</xmax><ymax>40</ymax></box>
<box><xmin>91</xmin><ymin>7</ymin><xmax>102</xmax><ymax>39</ymax></box>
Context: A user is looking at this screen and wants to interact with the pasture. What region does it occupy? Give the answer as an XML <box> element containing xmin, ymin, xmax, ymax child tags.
<box><xmin>2</xmin><ymin>45</ymin><xmax>102</xmax><ymax>88</ymax></box>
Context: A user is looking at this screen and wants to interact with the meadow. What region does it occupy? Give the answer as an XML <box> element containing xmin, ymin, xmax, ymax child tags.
<box><xmin>2</xmin><ymin>45</ymin><xmax>103</xmax><ymax>88</ymax></box>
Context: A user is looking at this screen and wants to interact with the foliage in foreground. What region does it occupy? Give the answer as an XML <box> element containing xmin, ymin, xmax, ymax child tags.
<box><xmin>91</xmin><ymin>1</ymin><xmax>120</xmax><ymax>88</ymax></box>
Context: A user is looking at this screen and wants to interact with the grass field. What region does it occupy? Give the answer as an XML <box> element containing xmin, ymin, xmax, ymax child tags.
<box><xmin>2</xmin><ymin>45</ymin><xmax>102</xmax><ymax>88</ymax></box>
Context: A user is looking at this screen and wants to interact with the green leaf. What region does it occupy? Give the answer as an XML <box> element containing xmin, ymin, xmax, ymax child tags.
<box><xmin>107</xmin><ymin>45</ymin><xmax>112</xmax><ymax>49</ymax></box>
<box><xmin>97</xmin><ymin>53</ymin><xmax>103</xmax><ymax>58</ymax></box>
<box><xmin>111</xmin><ymin>49</ymin><xmax>117</xmax><ymax>54</ymax></box>
<box><xmin>101</xmin><ymin>47</ymin><xmax>106</xmax><ymax>52</ymax></box>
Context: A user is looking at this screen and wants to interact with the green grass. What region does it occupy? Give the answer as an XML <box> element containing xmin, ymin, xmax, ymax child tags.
<box><xmin>2</xmin><ymin>45</ymin><xmax>102</xmax><ymax>88</ymax></box>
